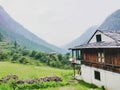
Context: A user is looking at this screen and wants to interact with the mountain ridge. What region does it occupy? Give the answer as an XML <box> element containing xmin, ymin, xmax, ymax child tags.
<box><xmin>99</xmin><ymin>9</ymin><xmax>120</xmax><ymax>30</ymax></box>
<box><xmin>0</xmin><ymin>6</ymin><xmax>65</xmax><ymax>53</ymax></box>
<box><xmin>63</xmin><ymin>26</ymin><xmax>98</xmax><ymax>50</ymax></box>
<box><xmin>64</xmin><ymin>9</ymin><xmax>120</xmax><ymax>50</ymax></box>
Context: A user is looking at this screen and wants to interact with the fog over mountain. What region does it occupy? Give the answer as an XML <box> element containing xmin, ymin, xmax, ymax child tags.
<box><xmin>63</xmin><ymin>26</ymin><xmax>98</xmax><ymax>50</ymax></box>
<box><xmin>99</xmin><ymin>9</ymin><xmax>120</xmax><ymax>31</ymax></box>
<box><xmin>0</xmin><ymin>6</ymin><xmax>65</xmax><ymax>53</ymax></box>
<box><xmin>64</xmin><ymin>9</ymin><xmax>120</xmax><ymax>50</ymax></box>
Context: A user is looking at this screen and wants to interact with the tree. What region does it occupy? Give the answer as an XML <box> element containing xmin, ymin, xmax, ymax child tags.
<box><xmin>21</xmin><ymin>50</ymin><xmax>29</xmax><ymax>56</ymax></box>
<box><xmin>19</xmin><ymin>56</ymin><xmax>28</xmax><ymax>64</ymax></box>
<box><xmin>65</xmin><ymin>53</ymin><xmax>70</xmax><ymax>60</ymax></box>
<box><xmin>14</xmin><ymin>41</ymin><xmax>17</xmax><ymax>49</ymax></box>
<box><xmin>35</xmin><ymin>52</ymin><xmax>43</xmax><ymax>59</ymax></box>
<box><xmin>0</xmin><ymin>33</ymin><xmax>3</xmax><ymax>41</ymax></box>
<box><xmin>0</xmin><ymin>51</ymin><xmax>8</xmax><ymax>61</ymax></box>
<box><xmin>11</xmin><ymin>54</ymin><xmax>19</xmax><ymax>62</ymax></box>
<box><xmin>29</xmin><ymin>50</ymin><xmax>37</xmax><ymax>57</ymax></box>
<box><xmin>57</xmin><ymin>54</ymin><xmax>63</xmax><ymax>61</ymax></box>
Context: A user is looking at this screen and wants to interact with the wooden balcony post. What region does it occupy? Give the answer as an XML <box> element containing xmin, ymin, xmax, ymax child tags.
<box><xmin>71</xmin><ymin>57</ymin><xmax>76</xmax><ymax>77</ymax></box>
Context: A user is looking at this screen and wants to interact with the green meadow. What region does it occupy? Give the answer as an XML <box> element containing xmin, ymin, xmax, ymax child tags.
<box><xmin>0</xmin><ymin>62</ymin><xmax>72</xmax><ymax>79</ymax></box>
<box><xmin>0</xmin><ymin>62</ymin><xmax>102</xmax><ymax>90</ymax></box>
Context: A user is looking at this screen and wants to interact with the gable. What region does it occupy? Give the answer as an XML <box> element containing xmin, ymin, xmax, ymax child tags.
<box><xmin>88</xmin><ymin>30</ymin><xmax>114</xmax><ymax>43</ymax></box>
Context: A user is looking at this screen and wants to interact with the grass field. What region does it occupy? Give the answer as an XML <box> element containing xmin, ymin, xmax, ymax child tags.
<box><xmin>0</xmin><ymin>62</ymin><xmax>72</xmax><ymax>80</ymax></box>
<box><xmin>0</xmin><ymin>62</ymin><xmax>102</xmax><ymax>90</ymax></box>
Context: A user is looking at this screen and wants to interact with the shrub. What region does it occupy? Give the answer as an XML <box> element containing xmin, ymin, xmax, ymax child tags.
<box><xmin>0</xmin><ymin>84</ymin><xmax>11</xmax><ymax>90</ymax></box>
<box><xmin>21</xmin><ymin>50</ymin><xmax>29</xmax><ymax>56</ymax></box>
<box><xmin>11</xmin><ymin>54</ymin><xmax>19</xmax><ymax>63</ymax></box>
<box><xmin>19</xmin><ymin>57</ymin><xmax>29</xmax><ymax>64</ymax></box>
<box><xmin>35</xmin><ymin>52</ymin><xmax>43</xmax><ymax>59</ymax></box>
<box><xmin>16</xmin><ymin>81</ymin><xmax>69</xmax><ymax>90</ymax></box>
<box><xmin>78</xmin><ymin>80</ymin><xmax>98</xmax><ymax>89</ymax></box>
<box><xmin>0</xmin><ymin>52</ymin><xmax>8</xmax><ymax>61</ymax></box>
<box><xmin>29</xmin><ymin>50</ymin><xmax>37</xmax><ymax>57</ymax></box>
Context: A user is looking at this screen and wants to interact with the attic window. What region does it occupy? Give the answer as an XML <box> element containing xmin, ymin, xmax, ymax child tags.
<box><xmin>96</xmin><ymin>34</ymin><xmax>101</xmax><ymax>42</ymax></box>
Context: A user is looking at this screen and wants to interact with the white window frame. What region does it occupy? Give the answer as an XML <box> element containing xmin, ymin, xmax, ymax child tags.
<box><xmin>98</xmin><ymin>52</ymin><xmax>105</xmax><ymax>63</ymax></box>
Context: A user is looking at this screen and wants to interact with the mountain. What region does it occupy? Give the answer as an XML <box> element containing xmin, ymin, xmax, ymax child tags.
<box><xmin>64</xmin><ymin>9</ymin><xmax>120</xmax><ymax>50</ymax></box>
<box><xmin>0</xmin><ymin>6</ymin><xmax>65</xmax><ymax>53</ymax></box>
<box><xmin>99</xmin><ymin>9</ymin><xmax>120</xmax><ymax>30</ymax></box>
<box><xmin>63</xmin><ymin>26</ymin><xmax>98</xmax><ymax>50</ymax></box>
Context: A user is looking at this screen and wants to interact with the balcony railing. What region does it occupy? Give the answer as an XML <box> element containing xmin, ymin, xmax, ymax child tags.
<box><xmin>83</xmin><ymin>60</ymin><xmax>120</xmax><ymax>73</ymax></box>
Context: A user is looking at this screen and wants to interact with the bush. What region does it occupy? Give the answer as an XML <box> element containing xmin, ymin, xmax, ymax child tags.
<box><xmin>0</xmin><ymin>84</ymin><xmax>11</xmax><ymax>90</ymax></box>
<box><xmin>21</xmin><ymin>50</ymin><xmax>29</xmax><ymax>56</ymax></box>
<box><xmin>35</xmin><ymin>52</ymin><xmax>43</xmax><ymax>59</ymax></box>
<box><xmin>0</xmin><ymin>52</ymin><xmax>8</xmax><ymax>61</ymax></box>
<box><xmin>78</xmin><ymin>80</ymin><xmax>98</xmax><ymax>89</ymax></box>
<box><xmin>11</xmin><ymin>54</ymin><xmax>20</xmax><ymax>63</ymax></box>
<box><xmin>16</xmin><ymin>81</ymin><xmax>69</xmax><ymax>90</ymax></box>
<box><xmin>19</xmin><ymin>57</ymin><xmax>29</xmax><ymax>64</ymax></box>
<box><xmin>29</xmin><ymin>50</ymin><xmax>37</xmax><ymax>57</ymax></box>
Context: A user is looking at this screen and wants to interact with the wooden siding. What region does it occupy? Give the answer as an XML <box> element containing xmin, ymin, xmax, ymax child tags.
<box><xmin>105</xmin><ymin>49</ymin><xmax>120</xmax><ymax>65</ymax></box>
<box><xmin>82</xmin><ymin>48</ymin><xmax>120</xmax><ymax>73</ymax></box>
<box><xmin>82</xmin><ymin>48</ymin><xmax>98</xmax><ymax>62</ymax></box>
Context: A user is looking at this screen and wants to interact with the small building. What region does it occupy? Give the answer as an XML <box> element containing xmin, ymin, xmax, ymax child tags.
<box><xmin>70</xmin><ymin>30</ymin><xmax>120</xmax><ymax>90</ymax></box>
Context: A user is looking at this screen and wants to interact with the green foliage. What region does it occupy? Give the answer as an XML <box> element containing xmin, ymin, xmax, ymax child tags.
<box><xmin>78</xmin><ymin>80</ymin><xmax>98</xmax><ymax>89</ymax></box>
<box><xmin>0</xmin><ymin>84</ymin><xmax>11</xmax><ymax>90</ymax></box>
<box><xmin>11</xmin><ymin>54</ymin><xmax>19</xmax><ymax>62</ymax></box>
<box><xmin>0</xmin><ymin>62</ymin><xmax>102</xmax><ymax>90</ymax></box>
<box><xmin>14</xmin><ymin>41</ymin><xmax>17</xmax><ymax>49</ymax></box>
<box><xmin>35</xmin><ymin>52</ymin><xmax>43</xmax><ymax>59</ymax></box>
<box><xmin>21</xmin><ymin>49</ymin><xmax>29</xmax><ymax>56</ymax></box>
<box><xmin>16</xmin><ymin>81</ymin><xmax>69</xmax><ymax>90</ymax></box>
<box><xmin>0</xmin><ymin>33</ymin><xmax>3</xmax><ymax>41</ymax></box>
<box><xmin>0</xmin><ymin>40</ymin><xmax>71</xmax><ymax>69</ymax></box>
<box><xmin>19</xmin><ymin>56</ymin><xmax>29</xmax><ymax>64</ymax></box>
<box><xmin>57</xmin><ymin>54</ymin><xmax>63</xmax><ymax>61</ymax></box>
<box><xmin>0</xmin><ymin>51</ymin><xmax>8</xmax><ymax>61</ymax></box>
<box><xmin>29</xmin><ymin>50</ymin><xmax>37</xmax><ymax>57</ymax></box>
<box><xmin>9</xmin><ymin>80</ymin><xmax>17</xmax><ymax>90</ymax></box>
<box><xmin>101</xmin><ymin>86</ymin><xmax>105</xmax><ymax>90</ymax></box>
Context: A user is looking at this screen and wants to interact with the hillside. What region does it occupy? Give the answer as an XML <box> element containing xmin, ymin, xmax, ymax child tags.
<box><xmin>63</xmin><ymin>26</ymin><xmax>98</xmax><ymax>50</ymax></box>
<box><xmin>64</xmin><ymin>9</ymin><xmax>120</xmax><ymax>50</ymax></box>
<box><xmin>99</xmin><ymin>9</ymin><xmax>120</xmax><ymax>30</ymax></box>
<box><xmin>0</xmin><ymin>6</ymin><xmax>65</xmax><ymax>53</ymax></box>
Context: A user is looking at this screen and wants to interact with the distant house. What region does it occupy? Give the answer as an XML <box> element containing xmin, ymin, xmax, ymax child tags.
<box><xmin>70</xmin><ymin>30</ymin><xmax>120</xmax><ymax>90</ymax></box>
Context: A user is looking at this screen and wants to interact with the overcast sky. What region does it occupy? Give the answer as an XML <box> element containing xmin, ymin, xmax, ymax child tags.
<box><xmin>0</xmin><ymin>0</ymin><xmax>120</xmax><ymax>46</ymax></box>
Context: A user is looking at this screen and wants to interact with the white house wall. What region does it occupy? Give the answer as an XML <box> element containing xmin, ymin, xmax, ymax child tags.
<box><xmin>89</xmin><ymin>31</ymin><xmax>114</xmax><ymax>43</ymax></box>
<box><xmin>81</xmin><ymin>65</ymin><xmax>120</xmax><ymax>90</ymax></box>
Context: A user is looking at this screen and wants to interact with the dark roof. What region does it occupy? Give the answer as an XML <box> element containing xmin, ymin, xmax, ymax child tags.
<box><xmin>72</xmin><ymin>41</ymin><xmax>120</xmax><ymax>49</ymax></box>
<box><xmin>101</xmin><ymin>30</ymin><xmax>120</xmax><ymax>41</ymax></box>
<box><xmin>70</xmin><ymin>30</ymin><xmax>120</xmax><ymax>50</ymax></box>
<box><xmin>87</xmin><ymin>30</ymin><xmax>120</xmax><ymax>43</ymax></box>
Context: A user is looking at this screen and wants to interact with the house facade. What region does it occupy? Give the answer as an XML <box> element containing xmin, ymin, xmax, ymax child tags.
<box><xmin>70</xmin><ymin>30</ymin><xmax>120</xmax><ymax>90</ymax></box>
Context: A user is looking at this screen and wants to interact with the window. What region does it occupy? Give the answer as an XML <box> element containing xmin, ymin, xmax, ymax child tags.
<box><xmin>96</xmin><ymin>34</ymin><xmax>102</xmax><ymax>42</ymax></box>
<box><xmin>94</xmin><ymin>71</ymin><xmax>101</xmax><ymax>81</ymax></box>
<box><xmin>98</xmin><ymin>52</ymin><xmax>105</xmax><ymax>63</ymax></box>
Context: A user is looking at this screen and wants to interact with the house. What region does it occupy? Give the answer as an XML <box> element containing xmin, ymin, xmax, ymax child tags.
<box><xmin>70</xmin><ymin>30</ymin><xmax>120</xmax><ymax>90</ymax></box>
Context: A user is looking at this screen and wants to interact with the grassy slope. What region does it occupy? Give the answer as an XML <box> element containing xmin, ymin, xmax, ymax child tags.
<box><xmin>0</xmin><ymin>62</ymin><xmax>102</xmax><ymax>90</ymax></box>
<box><xmin>0</xmin><ymin>62</ymin><xmax>72</xmax><ymax>79</ymax></box>
<box><xmin>43</xmin><ymin>85</ymin><xmax>102</xmax><ymax>90</ymax></box>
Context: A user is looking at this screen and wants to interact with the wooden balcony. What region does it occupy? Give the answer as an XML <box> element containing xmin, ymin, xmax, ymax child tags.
<box><xmin>83</xmin><ymin>60</ymin><xmax>120</xmax><ymax>73</ymax></box>
<box><xmin>70</xmin><ymin>58</ymin><xmax>82</xmax><ymax>65</ymax></box>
